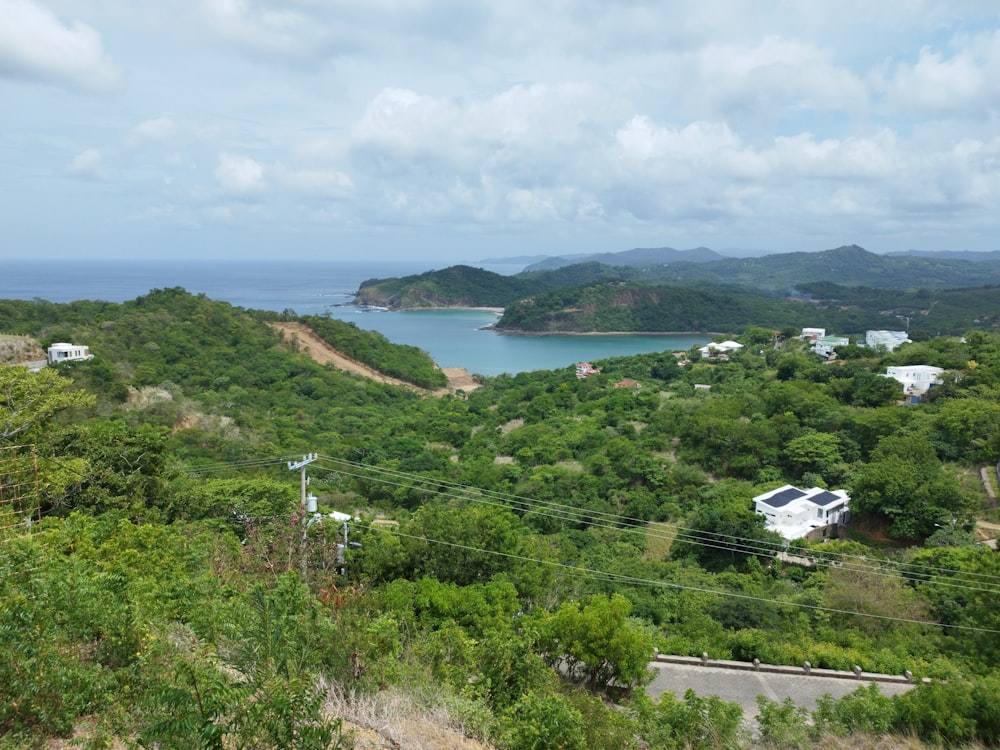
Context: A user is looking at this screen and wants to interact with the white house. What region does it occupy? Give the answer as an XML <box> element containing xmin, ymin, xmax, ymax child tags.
<box><xmin>813</xmin><ymin>335</ymin><xmax>850</xmax><ymax>360</ymax></box>
<box><xmin>865</xmin><ymin>330</ymin><xmax>910</xmax><ymax>352</ymax></box>
<box><xmin>699</xmin><ymin>340</ymin><xmax>743</xmax><ymax>358</ymax></box>
<box><xmin>801</xmin><ymin>327</ymin><xmax>826</xmax><ymax>340</ymax></box>
<box><xmin>47</xmin><ymin>343</ymin><xmax>93</xmax><ymax>364</ymax></box>
<box><xmin>753</xmin><ymin>484</ymin><xmax>850</xmax><ymax>541</ymax></box>
<box><xmin>885</xmin><ymin>365</ymin><xmax>944</xmax><ymax>397</ymax></box>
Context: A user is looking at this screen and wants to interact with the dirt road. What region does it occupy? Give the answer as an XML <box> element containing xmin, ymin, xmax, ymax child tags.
<box><xmin>269</xmin><ymin>322</ymin><xmax>479</xmax><ymax>395</ymax></box>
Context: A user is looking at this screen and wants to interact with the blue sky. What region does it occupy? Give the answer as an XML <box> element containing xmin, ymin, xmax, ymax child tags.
<box><xmin>1</xmin><ymin>0</ymin><xmax>999</xmax><ymax>263</ymax></box>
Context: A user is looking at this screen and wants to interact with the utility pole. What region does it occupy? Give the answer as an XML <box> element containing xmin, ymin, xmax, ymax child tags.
<box><xmin>287</xmin><ymin>453</ymin><xmax>318</xmax><ymax>579</ymax></box>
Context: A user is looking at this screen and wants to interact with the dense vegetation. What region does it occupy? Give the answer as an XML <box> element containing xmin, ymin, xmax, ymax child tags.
<box><xmin>353</xmin><ymin>246</ymin><xmax>1000</xmax><ymax>335</ymax></box>
<box><xmin>618</xmin><ymin>244</ymin><xmax>1000</xmax><ymax>290</ymax></box>
<box><xmin>495</xmin><ymin>280</ymin><xmax>1000</xmax><ymax>335</ymax></box>
<box><xmin>493</xmin><ymin>281</ymin><xmax>885</xmax><ymax>334</ymax></box>
<box><xmin>301</xmin><ymin>315</ymin><xmax>447</xmax><ymax>389</ymax></box>
<box><xmin>355</xmin><ymin>265</ymin><xmax>557</xmax><ymax>308</ymax></box>
<box><xmin>3</xmin><ymin>288</ymin><xmax>1000</xmax><ymax>748</ymax></box>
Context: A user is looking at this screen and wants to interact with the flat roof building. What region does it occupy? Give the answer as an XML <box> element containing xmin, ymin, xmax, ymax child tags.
<box><xmin>754</xmin><ymin>484</ymin><xmax>850</xmax><ymax>541</ymax></box>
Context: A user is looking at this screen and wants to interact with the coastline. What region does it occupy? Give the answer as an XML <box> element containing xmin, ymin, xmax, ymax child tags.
<box><xmin>493</xmin><ymin>329</ymin><xmax>715</xmax><ymax>337</ymax></box>
<box><xmin>358</xmin><ymin>304</ymin><xmax>505</xmax><ymax>314</ymax></box>
<box><xmin>347</xmin><ymin>303</ymin><xmax>710</xmax><ymax>337</ymax></box>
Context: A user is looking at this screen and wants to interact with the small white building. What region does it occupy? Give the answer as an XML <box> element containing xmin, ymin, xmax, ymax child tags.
<box><xmin>865</xmin><ymin>330</ymin><xmax>910</xmax><ymax>352</ymax></box>
<box><xmin>885</xmin><ymin>365</ymin><xmax>944</xmax><ymax>397</ymax></box>
<box><xmin>801</xmin><ymin>327</ymin><xmax>826</xmax><ymax>340</ymax></box>
<box><xmin>47</xmin><ymin>343</ymin><xmax>93</xmax><ymax>364</ymax></box>
<box><xmin>699</xmin><ymin>340</ymin><xmax>743</xmax><ymax>358</ymax></box>
<box><xmin>754</xmin><ymin>484</ymin><xmax>850</xmax><ymax>541</ymax></box>
<box><xmin>813</xmin><ymin>335</ymin><xmax>850</xmax><ymax>360</ymax></box>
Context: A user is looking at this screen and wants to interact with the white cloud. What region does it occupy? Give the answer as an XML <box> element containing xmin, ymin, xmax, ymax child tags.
<box><xmin>214</xmin><ymin>153</ymin><xmax>266</xmax><ymax>195</ymax></box>
<box><xmin>274</xmin><ymin>165</ymin><xmax>354</xmax><ymax>199</ymax></box>
<box><xmin>129</xmin><ymin>116</ymin><xmax>177</xmax><ymax>145</ymax></box>
<box><xmin>68</xmin><ymin>148</ymin><xmax>103</xmax><ymax>179</ymax></box>
<box><xmin>771</xmin><ymin>132</ymin><xmax>896</xmax><ymax>180</ymax></box>
<box><xmin>675</xmin><ymin>35</ymin><xmax>868</xmax><ymax>118</ymax></box>
<box><xmin>200</xmin><ymin>0</ymin><xmax>336</xmax><ymax>63</ymax></box>
<box><xmin>614</xmin><ymin>117</ymin><xmax>768</xmax><ymax>182</ymax></box>
<box><xmin>0</xmin><ymin>0</ymin><xmax>120</xmax><ymax>92</ymax></box>
<box><xmin>885</xmin><ymin>31</ymin><xmax>1000</xmax><ymax>117</ymax></box>
<box><xmin>5</xmin><ymin>1</ymin><xmax>1000</xmax><ymax>259</ymax></box>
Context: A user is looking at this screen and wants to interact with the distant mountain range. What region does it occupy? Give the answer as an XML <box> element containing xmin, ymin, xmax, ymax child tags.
<box><xmin>356</xmin><ymin>244</ymin><xmax>1000</xmax><ymax>334</ymax></box>
<box><xmin>485</xmin><ymin>245</ymin><xmax>1000</xmax><ymax>272</ymax></box>
<box><xmin>886</xmin><ymin>250</ymin><xmax>1000</xmax><ymax>262</ymax></box>
<box><xmin>521</xmin><ymin>246</ymin><xmax>725</xmax><ymax>272</ymax></box>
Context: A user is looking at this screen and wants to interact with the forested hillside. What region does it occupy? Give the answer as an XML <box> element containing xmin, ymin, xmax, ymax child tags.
<box><xmin>4</xmin><ymin>289</ymin><xmax>1000</xmax><ymax>748</ymax></box>
<box><xmin>495</xmin><ymin>281</ymin><xmax>1000</xmax><ymax>336</ymax></box>
<box><xmin>352</xmin><ymin>246</ymin><xmax>1000</xmax><ymax>335</ymax></box>
<box><xmin>631</xmin><ymin>244</ymin><xmax>1000</xmax><ymax>290</ymax></box>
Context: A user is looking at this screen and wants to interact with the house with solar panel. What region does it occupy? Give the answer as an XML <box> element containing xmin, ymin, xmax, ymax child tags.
<box><xmin>753</xmin><ymin>484</ymin><xmax>850</xmax><ymax>541</ymax></box>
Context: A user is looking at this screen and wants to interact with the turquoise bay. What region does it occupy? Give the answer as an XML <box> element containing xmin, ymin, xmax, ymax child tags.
<box><xmin>0</xmin><ymin>260</ymin><xmax>708</xmax><ymax>377</ymax></box>
<box><xmin>323</xmin><ymin>307</ymin><xmax>706</xmax><ymax>377</ymax></box>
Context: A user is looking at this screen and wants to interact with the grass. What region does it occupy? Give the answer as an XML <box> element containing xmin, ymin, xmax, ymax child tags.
<box><xmin>644</xmin><ymin>521</ymin><xmax>677</xmax><ymax>560</ymax></box>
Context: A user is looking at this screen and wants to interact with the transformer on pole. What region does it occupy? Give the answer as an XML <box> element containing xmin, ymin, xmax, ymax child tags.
<box><xmin>287</xmin><ymin>453</ymin><xmax>318</xmax><ymax>578</ymax></box>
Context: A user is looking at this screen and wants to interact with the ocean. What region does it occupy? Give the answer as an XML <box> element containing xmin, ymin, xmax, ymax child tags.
<box><xmin>0</xmin><ymin>260</ymin><xmax>707</xmax><ymax>377</ymax></box>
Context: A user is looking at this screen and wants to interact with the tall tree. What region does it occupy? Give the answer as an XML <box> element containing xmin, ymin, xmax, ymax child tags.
<box><xmin>849</xmin><ymin>433</ymin><xmax>975</xmax><ymax>540</ymax></box>
<box><xmin>0</xmin><ymin>365</ymin><xmax>94</xmax><ymax>443</ymax></box>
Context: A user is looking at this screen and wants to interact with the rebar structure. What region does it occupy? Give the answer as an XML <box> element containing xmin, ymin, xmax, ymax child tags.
<box><xmin>0</xmin><ymin>444</ymin><xmax>40</xmax><ymax>541</ymax></box>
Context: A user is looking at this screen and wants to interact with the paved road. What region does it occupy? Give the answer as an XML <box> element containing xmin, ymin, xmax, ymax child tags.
<box><xmin>648</xmin><ymin>661</ymin><xmax>916</xmax><ymax>717</ymax></box>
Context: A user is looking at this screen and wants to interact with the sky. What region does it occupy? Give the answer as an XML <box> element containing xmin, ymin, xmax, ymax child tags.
<box><xmin>1</xmin><ymin>1</ymin><xmax>999</xmax><ymax>264</ymax></box>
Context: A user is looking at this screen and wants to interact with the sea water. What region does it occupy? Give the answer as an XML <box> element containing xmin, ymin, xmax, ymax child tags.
<box><xmin>0</xmin><ymin>260</ymin><xmax>707</xmax><ymax>376</ymax></box>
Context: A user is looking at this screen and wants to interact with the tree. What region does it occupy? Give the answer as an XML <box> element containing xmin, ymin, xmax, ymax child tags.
<box><xmin>849</xmin><ymin>433</ymin><xmax>976</xmax><ymax>540</ymax></box>
<box><xmin>674</xmin><ymin>483</ymin><xmax>782</xmax><ymax>570</ymax></box>
<box><xmin>501</xmin><ymin>691</ymin><xmax>586</xmax><ymax>750</ymax></box>
<box><xmin>0</xmin><ymin>365</ymin><xmax>94</xmax><ymax>442</ymax></box>
<box><xmin>933</xmin><ymin>398</ymin><xmax>1000</xmax><ymax>463</ymax></box>
<box><xmin>846</xmin><ymin>370</ymin><xmax>902</xmax><ymax>407</ymax></box>
<box><xmin>54</xmin><ymin>421</ymin><xmax>172</xmax><ymax>518</ymax></box>
<box><xmin>401</xmin><ymin>499</ymin><xmax>526</xmax><ymax>586</ymax></box>
<box><xmin>633</xmin><ymin>689</ymin><xmax>745</xmax><ymax>750</ymax></box>
<box><xmin>784</xmin><ymin>431</ymin><xmax>845</xmax><ymax>483</ymax></box>
<box><xmin>536</xmin><ymin>593</ymin><xmax>653</xmax><ymax>694</ymax></box>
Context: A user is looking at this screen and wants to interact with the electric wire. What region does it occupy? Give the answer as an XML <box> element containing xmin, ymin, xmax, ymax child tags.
<box><xmin>309</xmin><ymin>454</ymin><xmax>1000</xmax><ymax>595</ymax></box>
<box><xmin>351</xmin><ymin>519</ymin><xmax>1000</xmax><ymax>636</ymax></box>
<box><xmin>173</xmin><ymin>453</ymin><xmax>1000</xmax><ymax>600</ymax></box>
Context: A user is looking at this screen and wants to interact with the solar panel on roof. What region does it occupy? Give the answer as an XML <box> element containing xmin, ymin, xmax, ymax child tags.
<box><xmin>810</xmin><ymin>491</ymin><xmax>844</xmax><ymax>507</ymax></box>
<box><xmin>759</xmin><ymin>487</ymin><xmax>806</xmax><ymax>508</ymax></box>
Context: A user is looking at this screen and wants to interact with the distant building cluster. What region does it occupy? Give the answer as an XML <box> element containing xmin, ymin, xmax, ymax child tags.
<box><xmin>575</xmin><ymin>362</ymin><xmax>600</xmax><ymax>379</ymax></box>
<box><xmin>800</xmin><ymin>328</ymin><xmax>852</xmax><ymax>360</ymax></box>
<box><xmin>799</xmin><ymin>328</ymin><xmax>914</xmax><ymax>360</ymax></box>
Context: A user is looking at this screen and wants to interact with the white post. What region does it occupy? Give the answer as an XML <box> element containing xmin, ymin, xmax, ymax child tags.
<box><xmin>287</xmin><ymin>453</ymin><xmax>318</xmax><ymax>579</ymax></box>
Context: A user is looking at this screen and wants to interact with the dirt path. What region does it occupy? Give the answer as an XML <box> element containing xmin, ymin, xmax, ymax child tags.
<box><xmin>976</xmin><ymin>520</ymin><xmax>1000</xmax><ymax>548</ymax></box>
<box><xmin>269</xmin><ymin>322</ymin><xmax>479</xmax><ymax>396</ymax></box>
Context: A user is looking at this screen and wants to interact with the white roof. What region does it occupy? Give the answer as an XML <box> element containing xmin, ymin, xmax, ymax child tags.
<box><xmin>886</xmin><ymin>365</ymin><xmax>944</xmax><ymax>376</ymax></box>
<box><xmin>701</xmin><ymin>340</ymin><xmax>744</xmax><ymax>352</ymax></box>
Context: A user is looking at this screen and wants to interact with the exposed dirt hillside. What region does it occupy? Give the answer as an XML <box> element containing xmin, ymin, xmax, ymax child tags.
<box><xmin>0</xmin><ymin>334</ymin><xmax>45</xmax><ymax>364</ymax></box>
<box><xmin>269</xmin><ymin>322</ymin><xmax>479</xmax><ymax>396</ymax></box>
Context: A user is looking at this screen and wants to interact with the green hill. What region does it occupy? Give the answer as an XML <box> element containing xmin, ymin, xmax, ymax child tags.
<box><xmin>4</xmin><ymin>287</ymin><xmax>1000</xmax><ymax>748</ymax></box>
<box><xmin>352</xmin><ymin>246</ymin><xmax>1000</xmax><ymax>334</ymax></box>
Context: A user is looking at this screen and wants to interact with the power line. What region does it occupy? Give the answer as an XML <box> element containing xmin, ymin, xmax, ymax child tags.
<box><xmin>311</xmin><ymin>455</ymin><xmax>1000</xmax><ymax>596</ymax></box>
<box><xmin>356</xmin><ymin>520</ymin><xmax>1000</xmax><ymax>636</ymax></box>
<box><xmin>175</xmin><ymin>452</ymin><xmax>1000</xmax><ymax>598</ymax></box>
